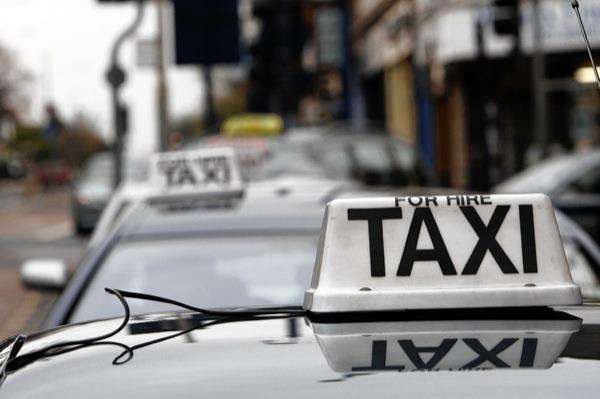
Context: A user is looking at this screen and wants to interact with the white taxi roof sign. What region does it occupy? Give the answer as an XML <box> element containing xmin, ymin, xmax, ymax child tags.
<box><xmin>148</xmin><ymin>147</ymin><xmax>243</xmax><ymax>200</ymax></box>
<box><xmin>304</xmin><ymin>194</ymin><xmax>582</xmax><ymax>313</ymax></box>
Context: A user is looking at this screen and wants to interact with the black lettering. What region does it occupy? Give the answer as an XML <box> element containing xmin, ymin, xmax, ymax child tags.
<box><xmin>425</xmin><ymin>196</ymin><xmax>438</xmax><ymax>207</ymax></box>
<box><xmin>408</xmin><ymin>197</ymin><xmax>423</xmax><ymax>206</ymax></box>
<box><xmin>519</xmin><ymin>338</ymin><xmax>537</xmax><ymax>367</ymax></box>
<box><xmin>460</xmin><ymin>206</ymin><xmax>518</xmax><ymax>275</ymax></box>
<box><xmin>397</xmin><ymin>208</ymin><xmax>457</xmax><ymax>276</ymax></box>
<box><xmin>158</xmin><ymin>160</ymin><xmax>180</xmax><ymax>186</ymax></box>
<box><xmin>466</xmin><ymin>195</ymin><xmax>480</xmax><ymax>205</ymax></box>
<box><xmin>462</xmin><ymin>338</ymin><xmax>518</xmax><ymax>368</ymax></box>
<box><xmin>395</xmin><ymin>197</ymin><xmax>406</xmax><ymax>207</ymax></box>
<box><xmin>159</xmin><ymin>159</ymin><xmax>196</xmax><ymax>186</ymax></box>
<box><xmin>199</xmin><ymin>156</ymin><xmax>231</xmax><ymax>184</ymax></box>
<box><xmin>519</xmin><ymin>205</ymin><xmax>538</xmax><ymax>273</ymax></box>
<box><xmin>348</xmin><ymin>208</ymin><xmax>403</xmax><ymax>277</ymax></box>
<box><xmin>480</xmin><ymin>195</ymin><xmax>492</xmax><ymax>205</ymax></box>
<box><xmin>398</xmin><ymin>339</ymin><xmax>457</xmax><ymax>370</ymax></box>
<box><xmin>178</xmin><ymin>160</ymin><xmax>197</xmax><ymax>185</ymax></box>
<box><xmin>352</xmin><ymin>341</ymin><xmax>405</xmax><ymax>371</ymax></box>
<box><xmin>447</xmin><ymin>195</ymin><xmax>460</xmax><ymax>206</ymax></box>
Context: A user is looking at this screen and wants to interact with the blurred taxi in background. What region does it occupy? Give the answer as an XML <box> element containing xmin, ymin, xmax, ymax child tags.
<box><xmin>37</xmin><ymin>147</ymin><xmax>346</xmax><ymax>327</ymax></box>
<box><xmin>495</xmin><ymin>151</ymin><xmax>600</xmax><ymax>243</ymax></box>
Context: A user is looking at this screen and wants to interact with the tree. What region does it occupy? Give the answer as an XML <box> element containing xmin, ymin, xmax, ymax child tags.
<box><xmin>57</xmin><ymin>112</ymin><xmax>106</xmax><ymax>168</ymax></box>
<box><xmin>0</xmin><ymin>44</ymin><xmax>31</xmax><ymax>124</ymax></box>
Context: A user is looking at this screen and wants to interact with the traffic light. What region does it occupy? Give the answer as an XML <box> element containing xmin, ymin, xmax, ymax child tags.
<box><xmin>493</xmin><ymin>0</ymin><xmax>520</xmax><ymax>36</ymax></box>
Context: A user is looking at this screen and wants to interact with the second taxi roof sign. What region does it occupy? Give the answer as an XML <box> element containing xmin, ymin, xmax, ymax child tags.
<box><xmin>148</xmin><ymin>147</ymin><xmax>244</xmax><ymax>201</ymax></box>
<box><xmin>304</xmin><ymin>194</ymin><xmax>582</xmax><ymax>313</ymax></box>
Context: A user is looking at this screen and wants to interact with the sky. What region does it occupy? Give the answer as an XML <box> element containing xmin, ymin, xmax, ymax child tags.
<box><xmin>0</xmin><ymin>0</ymin><xmax>205</xmax><ymax>157</ymax></box>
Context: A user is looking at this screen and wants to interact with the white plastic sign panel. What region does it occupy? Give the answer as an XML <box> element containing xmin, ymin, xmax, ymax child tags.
<box><xmin>304</xmin><ymin>194</ymin><xmax>582</xmax><ymax>312</ymax></box>
<box><xmin>148</xmin><ymin>147</ymin><xmax>243</xmax><ymax>199</ymax></box>
<box><xmin>312</xmin><ymin>319</ymin><xmax>581</xmax><ymax>372</ymax></box>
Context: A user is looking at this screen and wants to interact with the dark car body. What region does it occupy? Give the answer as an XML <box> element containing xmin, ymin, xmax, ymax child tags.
<box><xmin>3</xmin><ymin>305</ymin><xmax>600</xmax><ymax>398</ymax></box>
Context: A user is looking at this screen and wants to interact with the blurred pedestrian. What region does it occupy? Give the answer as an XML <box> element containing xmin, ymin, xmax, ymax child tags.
<box><xmin>168</xmin><ymin>131</ymin><xmax>184</xmax><ymax>151</ymax></box>
<box><xmin>42</xmin><ymin>104</ymin><xmax>65</xmax><ymax>141</ymax></box>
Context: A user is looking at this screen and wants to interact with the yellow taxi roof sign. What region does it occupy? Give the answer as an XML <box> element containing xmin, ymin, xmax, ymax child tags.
<box><xmin>221</xmin><ymin>114</ymin><xmax>284</xmax><ymax>137</ymax></box>
<box><xmin>304</xmin><ymin>194</ymin><xmax>582</xmax><ymax>313</ymax></box>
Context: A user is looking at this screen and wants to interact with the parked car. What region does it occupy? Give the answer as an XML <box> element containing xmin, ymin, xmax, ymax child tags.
<box><xmin>495</xmin><ymin>151</ymin><xmax>600</xmax><ymax>243</ymax></box>
<box><xmin>71</xmin><ymin>153</ymin><xmax>149</xmax><ymax>235</ymax></box>
<box><xmin>191</xmin><ymin>123</ymin><xmax>436</xmax><ymax>187</ymax></box>
<box><xmin>71</xmin><ymin>153</ymin><xmax>114</xmax><ymax>235</ymax></box>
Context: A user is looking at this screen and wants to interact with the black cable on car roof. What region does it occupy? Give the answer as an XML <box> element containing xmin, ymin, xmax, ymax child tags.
<box><xmin>1</xmin><ymin>288</ymin><xmax>306</xmax><ymax>385</ymax></box>
<box><xmin>109</xmin><ymin>288</ymin><xmax>306</xmax><ymax>318</ymax></box>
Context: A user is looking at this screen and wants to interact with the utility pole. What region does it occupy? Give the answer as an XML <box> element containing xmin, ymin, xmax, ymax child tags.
<box><xmin>532</xmin><ymin>0</ymin><xmax>547</xmax><ymax>157</ymax></box>
<box><xmin>202</xmin><ymin>65</ymin><xmax>217</xmax><ymax>131</ymax></box>
<box><xmin>106</xmin><ymin>0</ymin><xmax>145</xmax><ymax>188</ymax></box>
<box><xmin>156</xmin><ymin>0</ymin><xmax>169</xmax><ymax>151</ymax></box>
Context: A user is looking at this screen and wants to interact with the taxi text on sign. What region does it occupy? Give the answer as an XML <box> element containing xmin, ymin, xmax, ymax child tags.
<box><xmin>304</xmin><ymin>194</ymin><xmax>582</xmax><ymax>312</ymax></box>
<box><xmin>148</xmin><ymin>147</ymin><xmax>243</xmax><ymax>199</ymax></box>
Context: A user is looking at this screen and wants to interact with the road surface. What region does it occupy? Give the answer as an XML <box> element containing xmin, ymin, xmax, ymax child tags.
<box><xmin>0</xmin><ymin>182</ymin><xmax>86</xmax><ymax>338</ymax></box>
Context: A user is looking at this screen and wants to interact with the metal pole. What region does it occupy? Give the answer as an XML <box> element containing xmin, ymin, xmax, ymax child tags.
<box><xmin>156</xmin><ymin>0</ymin><xmax>169</xmax><ymax>151</ymax></box>
<box><xmin>203</xmin><ymin>65</ymin><xmax>217</xmax><ymax>131</ymax></box>
<box><xmin>107</xmin><ymin>0</ymin><xmax>145</xmax><ymax>188</ymax></box>
<box><xmin>532</xmin><ymin>0</ymin><xmax>547</xmax><ymax>156</ymax></box>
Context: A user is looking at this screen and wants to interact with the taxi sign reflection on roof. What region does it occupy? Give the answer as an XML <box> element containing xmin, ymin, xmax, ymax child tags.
<box><xmin>148</xmin><ymin>147</ymin><xmax>243</xmax><ymax>200</ymax></box>
<box><xmin>311</xmin><ymin>317</ymin><xmax>581</xmax><ymax>372</ymax></box>
<box><xmin>304</xmin><ymin>194</ymin><xmax>582</xmax><ymax>313</ymax></box>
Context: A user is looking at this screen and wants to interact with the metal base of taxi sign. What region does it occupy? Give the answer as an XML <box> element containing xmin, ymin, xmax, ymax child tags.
<box><xmin>304</xmin><ymin>194</ymin><xmax>582</xmax><ymax>313</ymax></box>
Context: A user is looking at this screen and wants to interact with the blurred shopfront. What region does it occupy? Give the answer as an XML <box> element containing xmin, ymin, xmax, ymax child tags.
<box><xmin>352</xmin><ymin>0</ymin><xmax>600</xmax><ymax>190</ymax></box>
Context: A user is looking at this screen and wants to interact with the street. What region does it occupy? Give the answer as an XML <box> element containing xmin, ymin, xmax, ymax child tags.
<box><xmin>0</xmin><ymin>181</ymin><xmax>86</xmax><ymax>338</ymax></box>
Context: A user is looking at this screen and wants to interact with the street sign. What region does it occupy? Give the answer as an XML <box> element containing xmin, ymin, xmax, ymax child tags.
<box><xmin>136</xmin><ymin>39</ymin><xmax>159</xmax><ymax>68</ymax></box>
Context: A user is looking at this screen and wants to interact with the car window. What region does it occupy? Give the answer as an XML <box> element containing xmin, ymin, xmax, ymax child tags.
<box><xmin>69</xmin><ymin>234</ymin><xmax>318</xmax><ymax>323</ymax></box>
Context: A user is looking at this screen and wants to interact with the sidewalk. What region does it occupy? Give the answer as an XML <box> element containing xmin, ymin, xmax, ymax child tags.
<box><xmin>0</xmin><ymin>183</ymin><xmax>73</xmax><ymax>239</ymax></box>
<box><xmin>0</xmin><ymin>181</ymin><xmax>85</xmax><ymax>338</ymax></box>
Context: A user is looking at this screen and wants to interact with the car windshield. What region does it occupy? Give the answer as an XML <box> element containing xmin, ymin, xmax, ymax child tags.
<box><xmin>69</xmin><ymin>234</ymin><xmax>318</xmax><ymax>323</ymax></box>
